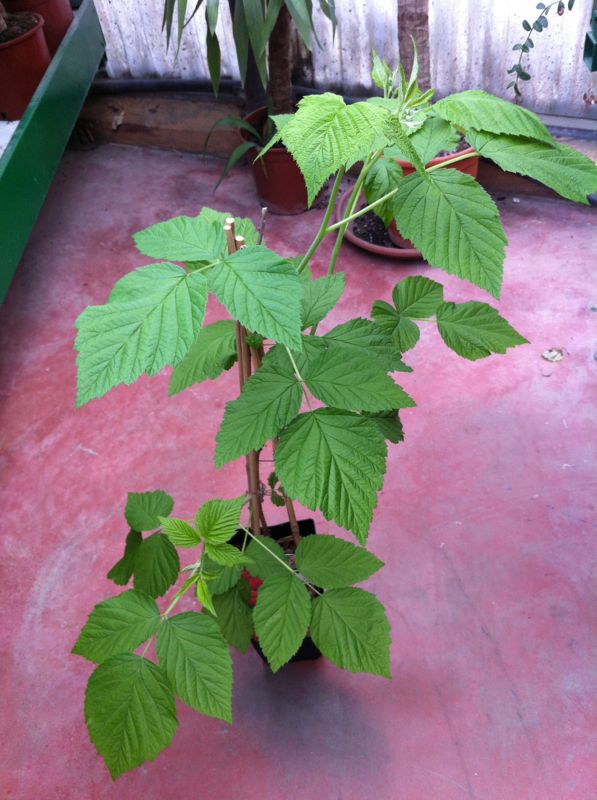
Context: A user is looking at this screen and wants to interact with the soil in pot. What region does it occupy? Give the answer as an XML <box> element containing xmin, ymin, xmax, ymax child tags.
<box><xmin>337</xmin><ymin>191</ymin><xmax>421</xmax><ymax>261</ymax></box>
<box><xmin>240</xmin><ymin>106</ymin><xmax>309</xmax><ymax>216</ymax></box>
<box><xmin>0</xmin><ymin>12</ymin><xmax>50</xmax><ymax>121</ymax></box>
<box><xmin>231</xmin><ymin>518</ymin><xmax>323</xmax><ymax>666</ymax></box>
<box><xmin>4</xmin><ymin>0</ymin><xmax>73</xmax><ymax>54</ymax></box>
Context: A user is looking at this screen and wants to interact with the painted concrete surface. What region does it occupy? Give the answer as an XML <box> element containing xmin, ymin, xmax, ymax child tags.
<box><xmin>1</xmin><ymin>144</ymin><xmax>595</xmax><ymax>799</ymax></box>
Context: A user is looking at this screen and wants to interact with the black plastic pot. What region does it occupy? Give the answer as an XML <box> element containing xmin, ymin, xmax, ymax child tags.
<box><xmin>232</xmin><ymin>518</ymin><xmax>322</xmax><ymax>666</ymax></box>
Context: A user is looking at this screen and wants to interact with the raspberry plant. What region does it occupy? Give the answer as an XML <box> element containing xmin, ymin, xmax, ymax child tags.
<box><xmin>72</xmin><ymin>56</ymin><xmax>597</xmax><ymax>779</ymax></box>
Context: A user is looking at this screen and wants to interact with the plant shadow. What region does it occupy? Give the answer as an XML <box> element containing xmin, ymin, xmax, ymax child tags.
<box><xmin>232</xmin><ymin>651</ymin><xmax>391</xmax><ymax>782</ymax></box>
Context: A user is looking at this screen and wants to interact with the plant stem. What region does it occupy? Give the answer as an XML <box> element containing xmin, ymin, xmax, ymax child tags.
<box><xmin>425</xmin><ymin>150</ymin><xmax>478</xmax><ymax>172</ymax></box>
<box><xmin>284</xmin><ymin>345</ymin><xmax>313</xmax><ymax>411</ymax></box>
<box><xmin>326</xmin><ymin>149</ymin><xmax>480</xmax><ymax>235</ymax></box>
<box><xmin>257</xmin><ymin>207</ymin><xmax>268</xmax><ymax>245</ymax></box>
<box><xmin>141</xmin><ymin>635</ymin><xmax>155</xmax><ymax>657</ymax></box>
<box><xmin>327</xmin><ymin>187</ymin><xmax>398</xmax><ymax>233</ymax></box>
<box><xmin>241</xmin><ymin>526</ymin><xmax>322</xmax><ymax>595</ymax></box>
<box><xmin>326</xmin><ymin>153</ymin><xmax>380</xmax><ymax>275</ymax></box>
<box><xmin>297</xmin><ymin>167</ymin><xmax>345</xmax><ymax>273</ymax></box>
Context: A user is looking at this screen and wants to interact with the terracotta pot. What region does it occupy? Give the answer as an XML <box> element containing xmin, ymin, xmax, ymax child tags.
<box><xmin>4</xmin><ymin>0</ymin><xmax>73</xmax><ymax>54</ymax></box>
<box><xmin>388</xmin><ymin>147</ymin><xmax>479</xmax><ymax>250</ymax></box>
<box><xmin>0</xmin><ymin>13</ymin><xmax>51</xmax><ymax>121</ymax></box>
<box><xmin>240</xmin><ymin>106</ymin><xmax>309</xmax><ymax>215</ymax></box>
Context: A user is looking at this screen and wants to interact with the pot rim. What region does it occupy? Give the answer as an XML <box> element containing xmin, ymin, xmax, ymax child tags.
<box><xmin>0</xmin><ymin>11</ymin><xmax>44</xmax><ymax>50</ymax></box>
<box><xmin>335</xmin><ymin>189</ymin><xmax>422</xmax><ymax>261</ymax></box>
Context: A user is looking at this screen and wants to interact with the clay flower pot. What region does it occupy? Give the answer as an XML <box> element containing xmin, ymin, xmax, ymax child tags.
<box><xmin>240</xmin><ymin>106</ymin><xmax>309</xmax><ymax>216</ymax></box>
<box><xmin>4</xmin><ymin>0</ymin><xmax>73</xmax><ymax>54</ymax></box>
<box><xmin>0</xmin><ymin>12</ymin><xmax>50</xmax><ymax>121</ymax></box>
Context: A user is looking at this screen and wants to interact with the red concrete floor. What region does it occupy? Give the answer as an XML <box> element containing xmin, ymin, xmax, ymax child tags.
<box><xmin>1</xmin><ymin>144</ymin><xmax>596</xmax><ymax>800</ymax></box>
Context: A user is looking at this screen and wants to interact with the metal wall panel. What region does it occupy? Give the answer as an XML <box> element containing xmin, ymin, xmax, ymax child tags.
<box><xmin>94</xmin><ymin>0</ymin><xmax>596</xmax><ymax>119</ymax></box>
<box><xmin>429</xmin><ymin>0</ymin><xmax>596</xmax><ymax>118</ymax></box>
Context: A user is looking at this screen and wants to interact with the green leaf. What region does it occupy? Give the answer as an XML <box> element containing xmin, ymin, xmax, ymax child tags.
<box><xmin>300</xmin><ymin>272</ymin><xmax>345</xmax><ymax>328</ymax></box>
<box><xmin>168</xmin><ymin>320</ymin><xmax>237</xmax><ymax>396</ymax></box>
<box><xmin>125</xmin><ymin>490</ymin><xmax>174</xmax><ymax>532</ymax></box>
<box><xmin>212</xmin><ymin>580</ymin><xmax>253</xmax><ymax>652</ymax></box>
<box><xmin>72</xmin><ymin>590</ymin><xmax>160</xmax><ymax>664</ymax></box>
<box><xmin>364</xmin><ymin>410</ymin><xmax>404</xmax><ymax>443</ymax></box>
<box><xmin>304</xmin><ymin>345</ymin><xmax>415</xmax><ymax>412</ymax></box>
<box><xmin>382</xmin><ymin>113</ymin><xmax>427</xmax><ymax>174</ymax></box>
<box><xmin>205</xmin><ymin>542</ymin><xmax>252</xmax><ymax>566</ymax></box>
<box><xmin>133</xmin><ymin>215</ymin><xmax>226</xmax><ymax>261</ymax></box>
<box><xmin>364</xmin><ymin>157</ymin><xmax>403</xmax><ymax>227</ymax></box>
<box><xmin>84</xmin><ymin>654</ymin><xmax>177</xmax><ymax>779</ymax></box>
<box><xmin>159</xmin><ymin>517</ymin><xmax>200</xmax><ymax>548</ymax></box>
<box><xmin>195</xmin><ymin>497</ymin><xmax>245</xmax><ymax>543</ymax></box>
<box><xmin>107</xmin><ymin>530</ymin><xmax>142</xmax><ymax>586</ymax></box>
<box><xmin>215</xmin><ymin>346</ymin><xmax>301</xmax><ymax>466</ymax></box>
<box><xmin>156</xmin><ymin>611</ymin><xmax>232</xmax><ymax>722</ymax></box>
<box><xmin>371</xmin><ymin>300</ymin><xmax>420</xmax><ymax>352</ymax></box>
<box><xmin>467</xmin><ymin>131</ymin><xmax>597</xmax><ymax>205</ymax></box>
<box><xmin>208</xmin><ymin>246</ymin><xmax>302</xmax><ymax>348</ymax></box>
<box><xmin>371</xmin><ymin>276</ymin><xmax>443</xmax><ymax>353</ymax></box>
<box><xmin>323</xmin><ymin>317</ymin><xmax>411</xmax><ymax>372</ymax></box>
<box><xmin>278</xmin><ymin>93</ymin><xmax>389</xmax><ymax>204</ymax></box>
<box><xmin>435</xmin><ymin>301</ymin><xmax>528</xmax><ymax>360</ymax></box>
<box><xmin>232</xmin><ymin>0</ymin><xmax>249</xmax><ymax>84</ymax></box>
<box><xmin>392</xmin><ymin>276</ymin><xmax>444</xmax><ymax>319</ymax></box>
<box><xmin>133</xmin><ymin>533</ymin><xmax>180</xmax><ymax>598</ymax></box>
<box><xmin>311</xmin><ymin>588</ymin><xmax>391</xmax><ymax>677</ymax></box>
<box><xmin>202</xmin><ymin>557</ymin><xmax>241</xmax><ymax>595</ymax></box>
<box><xmin>215</xmin><ymin>141</ymin><xmax>259</xmax><ymax>189</ymax></box>
<box><xmin>408</xmin><ymin>115</ymin><xmax>461</xmax><ymax>163</ymax></box>
<box><xmin>393</xmin><ymin>169</ymin><xmax>507</xmax><ymax>298</ymax></box>
<box><xmin>275</xmin><ymin>409</ymin><xmax>387</xmax><ymax>543</ymax></box>
<box><xmin>245</xmin><ymin>535</ymin><xmax>289</xmax><ymax>580</ymax></box>
<box><xmin>206</xmin><ymin>0</ymin><xmax>218</xmax><ymax>33</ymax></box>
<box><xmin>206</xmin><ymin>31</ymin><xmax>221</xmax><ymax>95</ymax></box>
<box><xmin>195</xmin><ymin>577</ymin><xmax>216</xmax><ymax>615</ymax></box>
<box><xmin>286</xmin><ymin>0</ymin><xmax>314</xmax><ymax>48</ymax></box>
<box><xmin>241</xmin><ymin>0</ymin><xmax>266</xmax><ymax>57</ymax></box>
<box><xmin>253</xmin><ymin>574</ymin><xmax>311</xmax><ymax>672</ymax></box>
<box><xmin>433</xmin><ymin>89</ymin><xmax>552</xmax><ymax>144</ymax></box>
<box><xmin>75</xmin><ymin>265</ymin><xmax>208</xmax><ymax>406</ymax></box>
<box><xmin>295</xmin><ymin>534</ymin><xmax>383</xmax><ymax>588</ymax></box>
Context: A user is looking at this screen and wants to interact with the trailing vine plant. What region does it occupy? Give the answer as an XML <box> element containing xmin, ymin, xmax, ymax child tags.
<box><xmin>72</xmin><ymin>53</ymin><xmax>597</xmax><ymax>780</ymax></box>
<box><xmin>507</xmin><ymin>0</ymin><xmax>576</xmax><ymax>100</ymax></box>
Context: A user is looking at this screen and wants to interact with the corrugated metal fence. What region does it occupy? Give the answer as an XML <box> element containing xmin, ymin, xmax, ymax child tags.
<box><xmin>94</xmin><ymin>0</ymin><xmax>596</xmax><ymax>119</ymax></box>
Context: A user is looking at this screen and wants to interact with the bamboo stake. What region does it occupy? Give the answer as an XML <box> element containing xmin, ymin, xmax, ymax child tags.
<box><xmin>284</xmin><ymin>495</ymin><xmax>301</xmax><ymax>548</ymax></box>
<box><xmin>227</xmin><ymin>230</ymin><xmax>264</xmax><ymax>536</ymax></box>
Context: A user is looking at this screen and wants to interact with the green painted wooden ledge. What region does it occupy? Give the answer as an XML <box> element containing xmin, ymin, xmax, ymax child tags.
<box><xmin>0</xmin><ymin>0</ymin><xmax>105</xmax><ymax>304</ymax></box>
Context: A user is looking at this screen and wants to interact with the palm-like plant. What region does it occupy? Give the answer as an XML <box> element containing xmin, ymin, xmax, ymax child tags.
<box><xmin>162</xmin><ymin>0</ymin><xmax>336</xmax><ymax>114</ymax></box>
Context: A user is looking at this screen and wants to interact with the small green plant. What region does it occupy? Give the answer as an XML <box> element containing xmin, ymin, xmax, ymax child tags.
<box><xmin>507</xmin><ymin>0</ymin><xmax>576</xmax><ymax>99</ymax></box>
<box><xmin>72</xmin><ymin>53</ymin><xmax>597</xmax><ymax>779</ymax></box>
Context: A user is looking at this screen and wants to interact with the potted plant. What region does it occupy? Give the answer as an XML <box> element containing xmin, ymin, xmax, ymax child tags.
<box><xmin>162</xmin><ymin>0</ymin><xmax>336</xmax><ymax>214</ymax></box>
<box><xmin>337</xmin><ymin>50</ymin><xmax>481</xmax><ymax>259</ymax></box>
<box><xmin>4</xmin><ymin>0</ymin><xmax>72</xmax><ymax>54</ymax></box>
<box><xmin>0</xmin><ymin>1</ymin><xmax>50</xmax><ymax>120</ymax></box>
<box><xmin>71</xmin><ymin>62</ymin><xmax>597</xmax><ymax>779</ymax></box>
